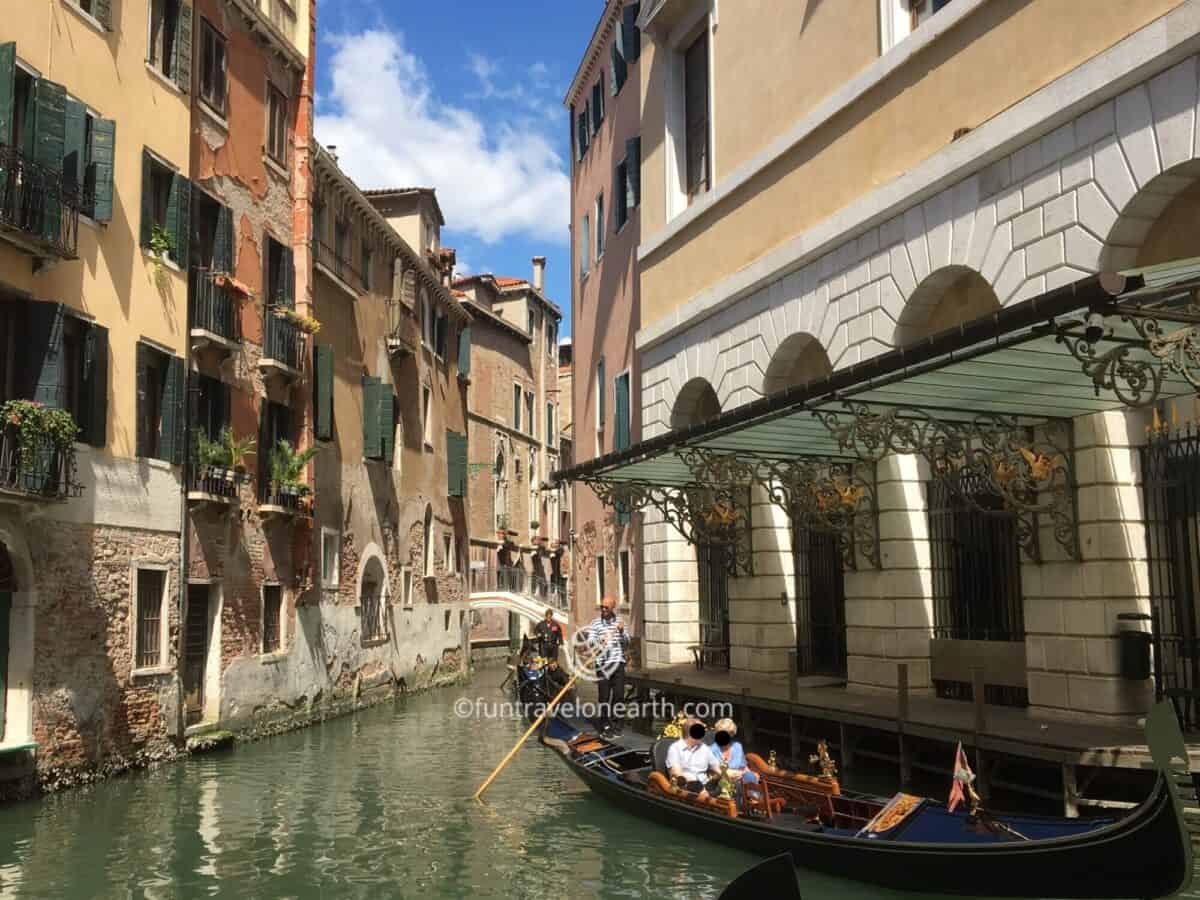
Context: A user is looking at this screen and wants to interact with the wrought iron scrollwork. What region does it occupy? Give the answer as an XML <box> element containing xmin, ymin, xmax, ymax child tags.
<box><xmin>816</xmin><ymin>403</ymin><xmax>1079</xmax><ymax>562</ymax></box>
<box><xmin>1056</xmin><ymin>328</ymin><xmax>1163</xmax><ymax>407</ymax></box>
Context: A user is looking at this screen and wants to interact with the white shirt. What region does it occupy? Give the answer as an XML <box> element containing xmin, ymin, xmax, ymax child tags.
<box><xmin>665</xmin><ymin>738</ymin><xmax>720</xmax><ymax>782</ymax></box>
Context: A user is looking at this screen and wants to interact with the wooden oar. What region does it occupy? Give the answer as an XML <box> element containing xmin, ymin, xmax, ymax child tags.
<box><xmin>474</xmin><ymin>626</ymin><xmax>620</xmax><ymax>801</ymax></box>
<box><xmin>473</xmin><ymin>672</ymin><xmax>580</xmax><ymax>801</ymax></box>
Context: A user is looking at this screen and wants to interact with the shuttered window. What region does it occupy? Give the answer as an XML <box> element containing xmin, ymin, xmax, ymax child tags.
<box><xmin>597</xmin><ymin>357</ymin><xmax>606</xmax><ymax>427</ymax></box>
<box><xmin>546</xmin><ymin>402</ymin><xmax>555</xmax><ymax>447</ymax></box>
<box><xmin>457</xmin><ymin>326</ymin><xmax>471</xmax><ymax>378</ymax></box>
<box><xmin>579</xmin><ymin>214</ymin><xmax>589</xmax><ymax>277</ymax></box>
<box><xmin>591</xmin><ymin>76</ymin><xmax>604</xmax><ymax>134</ymax></box>
<box><xmin>362</xmin><ymin>376</ymin><xmax>383</xmax><ymax>460</ymax></box>
<box><xmin>684</xmin><ymin>31</ymin><xmax>710</xmax><ymax>199</ymax></box>
<box><xmin>512</xmin><ymin>384</ymin><xmax>522</xmax><ymax>432</ymax></box>
<box><xmin>267</xmin><ymin>84</ymin><xmax>288</xmax><ymax>164</ymax></box>
<box><xmin>194</xmin><ymin>372</ymin><xmax>230</xmax><ymax>444</ymax></box>
<box><xmin>198</xmin><ymin>17</ymin><xmax>226</xmax><ymax>115</ymax></box>
<box><xmin>380</xmin><ymin>388</ymin><xmax>396</xmax><ymax>465</ymax></box>
<box><xmin>625</xmin><ymin>136</ymin><xmax>641</xmax><ymax>210</ymax></box>
<box><xmin>575</xmin><ymin>104</ymin><xmax>589</xmax><ymax>161</ymax></box>
<box><xmin>193</xmin><ymin>189</ymin><xmax>234</xmax><ymax>272</ymax></box>
<box><xmin>17</xmin><ymin>301</ymin><xmax>107</xmax><ymax>446</ymax></box>
<box><xmin>69</xmin><ymin>0</ymin><xmax>113</xmax><ymax>28</ymax></box>
<box><xmin>614</xmin><ymin>372</ymin><xmax>630</xmax><ymax>451</ymax></box>
<box><xmin>136</xmin><ymin>342</ymin><xmax>184</xmax><ymax>462</ymax></box>
<box><xmin>314</xmin><ymin>344</ymin><xmax>333</xmax><ymax>441</ymax></box>
<box><xmin>623</xmin><ymin>3</ymin><xmax>641</xmax><ymax>63</ymax></box>
<box><xmin>265</xmin><ymin>233</ymin><xmax>293</xmax><ymax>307</ymax></box>
<box><xmin>595</xmin><ymin>192</ymin><xmax>605</xmax><ymax>259</ymax></box>
<box><xmin>446</xmin><ymin>430</ymin><xmax>467</xmax><ymax>498</ymax></box>
<box><xmin>141</xmin><ymin>151</ymin><xmax>190</xmax><ymax>266</ymax></box>
<box><xmin>614</xmin><ymin>159</ymin><xmax>629</xmax><ymax>230</ymax></box>
<box><xmin>149</xmin><ymin>0</ymin><xmax>191</xmax><ymax>91</ymax></box>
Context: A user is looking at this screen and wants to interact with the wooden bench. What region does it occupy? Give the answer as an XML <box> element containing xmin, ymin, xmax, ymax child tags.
<box><xmin>688</xmin><ymin>643</ymin><xmax>730</xmax><ymax>670</ymax></box>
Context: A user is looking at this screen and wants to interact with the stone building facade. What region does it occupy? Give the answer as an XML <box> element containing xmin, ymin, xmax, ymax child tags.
<box><xmin>456</xmin><ymin>266</ymin><xmax>565</xmax><ymax>608</ymax></box>
<box><xmin>566</xmin><ymin>0</ymin><xmax>644</xmax><ymax>633</ymax></box>
<box><xmin>623</xmin><ymin>0</ymin><xmax>1200</xmax><ymax>724</ymax></box>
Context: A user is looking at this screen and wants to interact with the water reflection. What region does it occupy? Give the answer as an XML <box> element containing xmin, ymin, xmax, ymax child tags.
<box><xmin>0</xmin><ymin>669</ymin><xmax>1194</xmax><ymax>899</ymax></box>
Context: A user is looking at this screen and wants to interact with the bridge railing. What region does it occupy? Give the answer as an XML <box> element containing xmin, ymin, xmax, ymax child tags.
<box><xmin>470</xmin><ymin>566</ymin><xmax>569</xmax><ymax>612</ymax></box>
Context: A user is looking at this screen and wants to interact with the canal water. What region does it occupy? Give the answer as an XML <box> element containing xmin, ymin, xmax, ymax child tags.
<box><xmin>0</xmin><ymin>667</ymin><xmax>1194</xmax><ymax>899</ymax></box>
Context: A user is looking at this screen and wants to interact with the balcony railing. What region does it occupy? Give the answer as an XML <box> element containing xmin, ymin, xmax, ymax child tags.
<box><xmin>189</xmin><ymin>267</ymin><xmax>241</xmax><ymax>344</ymax></box>
<box><xmin>471</xmin><ymin>565</ymin><xmax>569</xmax><ymax>611</ymax></box>
<box><xmin>314</xmin><ymin>239</ymin><xmax>362</xmax><ymax>290</ymax></box>
<box><xmin>0</xmin><ymin>145</ymin><xmax>81</xmax><ymax>260</ymax></box>
<box><xmin>0</xmin><ymin>422</ymin><xmax>81</xmax><ymax>500</ymax></box>
<box><xmin>188</xmin><ymin>463</ymin><xmax>247</xmax><ymax>502</ymax></box>
<box><xmin>259</xmin><ymin>484</ymin><xmax>311</xmax><ymax>516</ymax></box>
<box><xmin>264</xmin><ymin>307</ymin><xmax>303</xmax><ymax>372</ymax></box>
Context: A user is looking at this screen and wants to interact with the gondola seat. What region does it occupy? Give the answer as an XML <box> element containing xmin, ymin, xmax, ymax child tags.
<box><xmin>647</xmin><ymin>771</ymin><xmax>738</xmax><ymax>818</ymax></box>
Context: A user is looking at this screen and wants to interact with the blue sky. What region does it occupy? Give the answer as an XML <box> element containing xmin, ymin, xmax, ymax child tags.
<box><xmin>314</xmin><ymin>1</ymin><xmax>603</xmax><ymax>337</ymax></box>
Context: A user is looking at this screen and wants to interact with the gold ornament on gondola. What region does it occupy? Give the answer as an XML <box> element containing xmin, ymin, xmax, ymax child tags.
<box><xmin>658</xmin><ymin>712</ymin><xmax>688</xmax><ymax>740</ymax></box>
<box><xmin>766</xmin><ymin>749</ymin><xmax>778</xmax><ymax>769</ymax></box>
<box><xmin>810</xmin><ymin>739</ymin><xmax>838</xmax><ymax>781</ymax></box>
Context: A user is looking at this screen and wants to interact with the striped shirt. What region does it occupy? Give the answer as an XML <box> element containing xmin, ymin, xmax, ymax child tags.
<box><xmin>584</xmin><ymin>616</ymin><xmax>629</xmax><ymax>676</ymax></box>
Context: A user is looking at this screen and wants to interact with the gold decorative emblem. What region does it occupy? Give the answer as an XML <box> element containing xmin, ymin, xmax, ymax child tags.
<box><xmin>809</xmin><ymin>739</ymin><xmax>838</xmax><ymax>780</ymax></box>
<box><xmin>717</xmin><ymin>763</ymin><xmax>735</xmax><ymax>800</ymax></box>
<box><xmin>658</xmin><ymin>712</ymin><xmax>688</xmax><ymax>740</ymax></box>
<box><xmin>766</xmin><ymin>749</ymin><xmax>778</xmax><ymax>769</ymax></box>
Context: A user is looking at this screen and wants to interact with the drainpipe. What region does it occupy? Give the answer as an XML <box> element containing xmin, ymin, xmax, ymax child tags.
<box><xmin>176</xmin><ymin>290</ymin><xmax>193</xmax><ymax>742</ymax></box>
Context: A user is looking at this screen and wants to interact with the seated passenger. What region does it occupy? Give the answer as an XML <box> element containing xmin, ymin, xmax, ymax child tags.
<box><xmin>665</xmin><ymin>718</ymin><xmax>723</xmax><ymax>799</ymax></box>
<box><xmin>712</xmin><ymin>718</ymin><xmax>760</xmax><ymax>788</ymax></box>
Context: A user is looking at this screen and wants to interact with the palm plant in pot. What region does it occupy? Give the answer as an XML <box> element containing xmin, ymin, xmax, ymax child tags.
<box><xmin>269</xmin><ymin>439</ymin><xmax>319</xmax><ymax>501</ymax></box>
<box><xmin>195</xmin><ymin>429</ymin><xmax>256</xmax><ymax>483</ymax></box>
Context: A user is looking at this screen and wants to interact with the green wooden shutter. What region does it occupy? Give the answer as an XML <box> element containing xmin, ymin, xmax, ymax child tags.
<box><xmin>81</xmin><ymin>323</ymin><xmax>109</xmax><ymax>447</ymax></box>
<box><xmin>457</xmin><ymin>326</ymin><xmax>471</xmax><ymax>378</ymax></box>
<box><xmin>169</xmin><ymin>172</ymin><xmax>190</xmax><ymax>265</ymax></box>
<box><xmin>25</xmin><ymin>301</ymin><xmax>65</xmax><ymax>408</ymax></box>
<box><xmin>93</xmin><ymin>0</ymin><xmax>112</xmax><ymax>28</ymax></box>
<box><xmin>161</xmin><ymin>354</ymin><xmax>185</xmax><ymax>463</ymax></box>
<box><xmin>597</xmin><ymin>357</ymin><xmax>606</xmax><ymax>427</ymax></box>
<box><xmin>623</xmin><ymin>3</ymin><xmax>641</xmax><ymax>63</ymax></box>
<box><xmin>89</xmin><ymin>118</ymin><xmax>115</xmax><ymax>221</ymax></box>
<box><xmin>174</xmin><ymin>2</ymin><xmax>193</xmax><ymax>93</ymax></box>
<box><xmin>282</xmin><ymin>245</ymin><xmax>295</xmax><ymax>308</ymax></box>
<box><xmin>33</xmin><ymin>79</ymin><xmax>66</xmax><ymax>243</ymax></box>
<box><xmin>0</xmin><ymin>591</ymin><xmax>9</xmax><ymax>742</ymax></box>
<box><xmin>135</xmin><ymin>343</ymin><xmax>150</xmax><ymax>457</ymax></box>
<box><xmin>213</xmin><ymin>202</ymin><xmax>233</xmax><ymax>273</ymax></box>
<box><xmin>362</xmin><ymin>376</ymin><xmax>381</xmax><ymax>459</ymax></box>
<box><xmin>139</xmin><ymin>152</ymin><xmax>153</xmax><ymax>247</ymax></box>
<box><xmin>380</xmin><ymin>389</ymin><xmax>395</xmax><ymax>465</ymax></box>
<box><xmin>63</xmin><ymin>98</ymin><xmax>86</xmax><ymax>195</ymax></box>
<box><xmin>446</xmin><ymin>431</ymin><xmax>466</xmax><ymax>498</ymax></box>
<box><xmin>615</xmin><ymin>374</ymin><xmax>630</xmax><ymax>451</ymax></box>
<box><xmin>314</xmin><ymin>344</ymin><xmax>333</xmax><ymax>441</ymax></box>
<box><xmin>626</xmin><ymin>136</ymin><xmax>641</xmax><ymax>208</ymax></box>
<box><xmin>0</xmin><ymin>43</ymin><xmax>15</xmax><ymax>147</ymax></box>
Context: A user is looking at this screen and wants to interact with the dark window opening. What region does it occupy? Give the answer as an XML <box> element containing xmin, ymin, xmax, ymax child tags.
<box><xmin>262</xmin><ymin>584</ymin><xmax>282</xmax><ymax>653</ymax></box>
<box><xmin>11</xmin><ymin>67</ymin><xmax>34</xmax><ymax>154</ymax></box>
<box><xmin>194</xmin><ymin>373</ymin><xmax>227</xmax><ymax>444</ymax></box>
<box><xmin>136</xmin><ymin>569</ymin><xmax>165</xmax><ymax>669</ymax></box>
<box><xmin>148</xmin><ymin>0</ymin><xmax>181</xmax><ymax>80</ymax></box>
<box><xmin>267</xmin><ymin>85</ymin><xmax>288</xmax><ymax>164</ymax></box>
<box><xmin>146</xmin><ymin>157</ymin><xmax>174</xmax><ymax>241</ymax></box>
<box><xmin>60</xmin><ymin>315</ymin><xmax>84</xmax><ymax>424</ymax></box>
<box><xmin>140</xmin><ymin>346</ymin><xmax>168</xmax><ymax>460</ymax></box>
<box><xmin>266</xmin><ymin>234</ymin><xmax>288</xmax><ymax>307</ymax></box>
<box><xmin>199</xmin><ymin>19</ymin><xmax>227</xmax><ymax>115</ymax></box>
<box><xmin>684</xmin><ymin>31</ymin><xmax>711</xmax><ymax>200</ymax></box>
<box><xmin>191</xmin><ymin>190</ymin><xmax>221</xmax><ymax>268</ymax></box>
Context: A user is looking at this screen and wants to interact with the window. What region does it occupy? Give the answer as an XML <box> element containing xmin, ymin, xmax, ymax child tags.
<box><xmin>882</xmin><ymin>0</ymin><xmax>954</xmax><ymax>51</ymax></box>
<box><xmin>136</xmin><ymin>342</ymin><xmax>184</xmax><ymax>463</ymax></box>
<box><xmin>401</xmin><ymin>566</ymin><xmax>414</xmax><ymax>608</ymax></box>
<box><xmin>420</xmin><ymin>289</ymin><xmax>433</xmax><ymax>347</ymax></box>
<box><xmin>684</xmin><ymin>31</ymin><xmax>711</xmax><ymax>200</ymax></box>
<box><xmin>591</xmin><ymin>75</ymin><xmax>605</xmax><ymax>134</ymax></box>
<box><xmin>361</xmin><ymin>377</ymin><xmax>395</xmax><ymax>462</ymax></box>
<box><xmin>619</xmin><ymin>549</ymin><xmax>630</xmax><ymax>606</ymax></box>
<box><xmin>359</xmin><ymin>569</ymin><xmax>386</xmax><ymax>642</ymax></box>
<box><xmin>614</xmin><ymin>371</ymin><xmax>631</xmax><ymax>452</ymax></box>
<box><xmin>595</xmin><ymin>554</ymin><xmax>606</xmax><ymax>605</ymax></box>
<box><xmin>266</xmin><ymin>83</ymin><xmax>288</xmax><ymax>164</ymax></box>
<box><xmin>191</xmin><ymin>189</ymin><xmax>234</xmax><ymax>272</ymax></box>
<box><xmin>615</xmin><ymin>137</ymin><xmax>640</xmax><ymax>228</ymax></box>
<box><xmin>614</xmin><ymin>159</ymin><xmax>629</xmax><ymax>231</ymax></box>
<box><xmin>547</xmin><ymin>320</ymin><xmax>557</xmax><ymax>357</ymax></box>
<box><xmin>135</xmin><ymin>567</ymin><xmax>167</xmax><ymax>669</ymax></box>
<box><xmin>525</xmin><ymin>391</ymin><xmax>535</xmax><ymax>438</ymax></box>
<box><xmin>446</xmin><ymin>430</ymin><xmax>467</xmax><ymax>497</ymax></box>
<box><xmin>575</xmin><ymin>102</ymin><xmax>590</xmax><ymax>161</ymax></box>
<box><xmin>265</xmin><ymin>234</ymin><xmax>292</xmax><ymax>307</ymax></box>
<box><xmin>360</xmin><ymin>240</ymin><xmax>372</xmax><ymax>291</ymax></box>
<box><xmin>546</xmin><ymin>403</ymin><xmax>555</xmax><ymax>448</ymax></box>
<box><xmin>527</xmin><ymin>305</ymin><xmax>535</xmax><ymax>335</ymax></box>
<box><xmin>422</xmin><ymin>385</ymin><xmax>433</xmax><ymax>448</ymax></box>
<box><xmin>443</xmin><ymin>533</ymin><xmax>453</xmax><ymax>574</ymax></box>
<box><xmin>141</xmin><ymin>151</ymin><xmax>189</xmax><ymax>266</ymax></box>
<box><xmin>434</xmin><ymin>311</ymin><xmax>448</xmax><ymax>358</ymax></box>
<box><xmin>60</xmin><ymin>98</ymin><xmax>116</xmax><ymax>222</ymax></box>
<box><xmin>148</xmin><ymin>0</ymin><xmax>186</xmax><ymax>86</ymax></box>
<box><xmin>334</xmin><ymin>218</ymin><xmax>349</xmax><ymax>275</ymax></box>
<box><xmin>194</xmin><ymin>372</ymin><xmax>230</xmax><ymax>445</ymax></box>
<box><xmin>262</xmin><ymin>584</ymin><xmax>282</xmax><ymax>653</ymax></box>
<box><xmin>596</xmin><ymin>357</ymin><xmax>607</xmax><ymax>428</ymax></box>
<box><xmin>321</xmin><ymin>527</ymin><xmax>340</xmax><ymax>589</ymax></box>
<box><xmin>595</xmin><ymin>192</ymin><xmax>605</xmax><ymax>260</ymax></box>
<box><xmin>513</xmin><ymin>384</ymin><xmax>522</xmax><ymax>432</ymax></box>
<box><xmin>423</xmin><ymin>506</ymin><xmax>435</xmax><ymax>578</ymax></box>
<box><xmin>611</xmin><ymin>3</ymin><xmax>639</xmax><ymax>93</ymax></box>
<box><xmin>70</xmin><ymin>0</ymin><xmax>109</xmax><ymax>26</ymax></box>
<box><xmin>0</xmin><ymin>304</ymin><xmax>18</xmax><ymax>404</ymax></box>
<box><xmin>198</xmin><ymin>18</ymin><xmax>227</xmax><ymax>115</ymax></box>
<box><xmin>579</xmin><ymin>214</ymin><xmax>590</xmax><ymax>277</ymax></box>
<box><xmin>258</xmin><ymin>400</ymin><xmax>294</xmax><ymax>499</ymax></box>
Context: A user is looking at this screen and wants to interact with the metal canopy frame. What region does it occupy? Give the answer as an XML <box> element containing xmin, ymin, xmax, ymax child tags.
<box><xmin>565</xmin><ymin>259</ymin><xmax>1200</xmax><ymax>569</ymax></box>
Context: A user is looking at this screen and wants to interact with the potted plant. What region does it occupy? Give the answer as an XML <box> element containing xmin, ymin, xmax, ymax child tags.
<box><xmin>274</xmin><ymin>307</ymin><xmax>322</xmax><ymax>335</ymax></box>
<box><xmin>269</xmin><ymin>439</ymin><xmax>319</xmax><ymax>501</ymax></box>
<box><xmin>195</xmin><ymin>429</ymin><xmax>256</xmax><ymax>484</ymax></box>
<box><xmin>147</xmin><ymin>224</ymin><xmax>175</xmax><ymax>281</ymax></box>
<box><xmin>495</xmin><ymin>514</ymin><xmax>509</xmax><ymax>541</ymax></box>
<box><xmin>1</xmin><ymin>400</ymin><xmax>78</xmax><ymax>481</ymax></box>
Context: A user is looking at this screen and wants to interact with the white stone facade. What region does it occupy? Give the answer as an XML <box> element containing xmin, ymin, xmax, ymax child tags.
<box><xmin>638</xmin><ymin>49</ymin><xmax>1200</xmax><ymax>723</ymax></box>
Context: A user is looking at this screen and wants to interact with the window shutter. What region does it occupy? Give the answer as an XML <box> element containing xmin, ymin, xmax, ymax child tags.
<box><xmin>623</xmin><ymin>3</ymin><xmax>641</xmax><ymax>63</ymax></box>
<box><xmin>283</xmin><ymin>244</ymin><xmax>295</xmax><ymax>308</ymax></box>
<box><xmin>591</xmin><ymin>80</ymin><xmax>603</xmax><ymax>133</ymax></box>
<box><xmin>615</xmin><ymin>374</ymin><xmax>630</xmax><ymax>451</ymax></box>
<box><xmin>380</xmin><ymin>389</ymin><xmax>395</xmax><ymax>465</ymax></box>
<box><xmin>362</xmin><ymin>376</ymin><xmax>382</xmax><ymax>459</ymax></box>
<box><xmin>447</xmin><ymin>431</ymin><xmax>466</xmax><ymax>498</ymax></box>
<box><xmin>92</xmin><ymin>0</ymin><xmax>112</xmax><ymax>29</ymax></box>
<box><xmin>0</xmin><ymin>42</ymin><xmax>15</xmax><ymax>147</ymax></box>
<box><xmin>626</xmin><ymin>136</ymin><xmax>641</xmax><ymax>208</ymax></box>
<box><xmin>314</xmin><ymin>344</ymin><xmax>333</xmax><ymax>441</ymax></box>
<box><xmin>25</xmin><ymin>301</ymin><xmax>65</xmax><ymax>408</ymax></box>
<box><xmin>135</xmin><ymin>343</ymin><xmax>150</xmax><ymax>457</ymax></box>
<box><xmin>213</xmin><ymin>202</ymin><xmax>233</xmax><ymax>273</ymax></box>
<box><xmin>169</xmin><ymin>172</ymin><xmax>191</xmax><ymax>265</ymax></box>
<box><xmin>162</xmin><ymin>355</ymin><xmax>186</xmax><ymax>464</ymax></box>
<box><xmin>81</xmin><ymin>323</ymin><xmax>109</xmax><ymax>447</ymax></box>
<box><xmin>140</xmin><ymin>152</ymin><xmax>153</xmax><ymax>247</ymax></box>
<box><xmin>33</xmin><ymin>79</ymin><xmax>66</xmax><ymax>244</ymax></box>
<box><xmin>597</xmin><ymin>358</ymin><xmax>606</xmax><ymax>426</ymax></box>
<box><xmin>457</xmin><ymin>326</ymin><xmax>471</xmax><ymax>378</ymax></box>
<box><xmin>174</xmin><ymin>2</ymin><xmax>193</xmax><ymax>93</ymax></box>
<box><xmin>62</xmin><ymin>98</ymin><xmax>86</xmax><ymax>196</ymax></box>
<box><xmin>609</xmin><ymin>44</ymin><xmax>621</xmax><ymax>96</ymax></box>
<box><xmin>89</xmin><ymin>118</ymin><xmax>115</xmax><ymax>221</ymax></box>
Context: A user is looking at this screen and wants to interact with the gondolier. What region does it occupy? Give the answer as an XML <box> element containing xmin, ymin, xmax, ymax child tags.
<box><xmin>580</xmin><ymin>595</ymin><xmax>629</xmax><ymax>738</ymax></box>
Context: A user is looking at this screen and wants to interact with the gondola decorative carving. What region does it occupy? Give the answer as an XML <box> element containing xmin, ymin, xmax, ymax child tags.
<box><xmin>815</xmin><ymin>403</ymin><xmax>1079</xmax><ymax>562</ymax></box>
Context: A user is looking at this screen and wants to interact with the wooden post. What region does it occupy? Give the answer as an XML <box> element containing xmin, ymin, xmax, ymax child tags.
<box><xmin>897</xmin><ymin>662</ymin><xmax>909</xmax><ymax>726</ymax></box>
<box><xmin>1062</xmin><ymin>763</ymin><xmax>1079</xmax><ymax>819</ymax></box>
<box><xmin>788</xmin><ymin>650</ymin><xmax>799</xmax><ymax>701</ymax></box>
<box><xmin>839</xmin><ymin>722</ymin><xmax>854</xmax><ymax>771</ymax></box>
<box><xmin>972</xmin><ymin>666</ymin><xmax>986</xmax><ymax>736</ymax></box>
<box><xmin>899</xmin><ymin>734</ymin><xmax>913</xmax><ymax>787</ymax></box>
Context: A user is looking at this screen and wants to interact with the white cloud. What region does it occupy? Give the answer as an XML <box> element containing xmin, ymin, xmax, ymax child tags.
<box><xmin>316</xmin><ymin>30</ymin><xmax>569</xmax><ymax>246</ymax></box>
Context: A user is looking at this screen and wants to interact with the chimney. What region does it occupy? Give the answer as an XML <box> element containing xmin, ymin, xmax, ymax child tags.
<box><xmin>327</xmin><ymin>145</ymin><xmax>338</xmax><ymax>163</ymax></box>
<box><xmin>532</xmin><ymin>255</ymin><xmax>546</xmax><ymax>291</ymax></box>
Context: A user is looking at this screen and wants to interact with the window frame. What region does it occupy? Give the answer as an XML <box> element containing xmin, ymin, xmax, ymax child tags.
<box><xmin>198</xmin><ymin>16</ymin><xmax>227</xmax><ymax>118</ymax></box>
<box><xmin>147</xmin><ymin>0</ymin><xmax>181</xmax><ymax>80</ymax></box>
<box><xmin>261</xmin><ymin>582</ymin><xmax>285</xmax><ymax>655</ymax></box>
<box><xmin>595</xmin><ymin>191</ymin><xmax>605</xmax><ymax>260</ymax></box>
<box><xmin>579</xmin><ymin>213</ymin><xmax>590</xmax><ymax>278</ymax></box>
<box><xmin>400</xmin><ymin>565</ymin><xmax>414</xmax><ymax>609</ymax></box>
<box><xmin>422</xmin><ymin>384</ymin><xmax>433</xmax><ymax>449</ymax></box>
<box><xmin>525</xmin><ymin>390</ymin><xmax>535</xmax><ymax>438</ymax></box>
<box><xmin>321</xmin><ymin>526</ymin><xmax>341</xmax><ymax>590</ymax></box>
<box><xmin>266</xmin><ymin>81</ymin><xmax>289</xmax><ymax>166</ymax></box>
<box><xmin>131</xmin><ymin>562</ymin><xmax>171</xmax><ymax>675</ymax></box>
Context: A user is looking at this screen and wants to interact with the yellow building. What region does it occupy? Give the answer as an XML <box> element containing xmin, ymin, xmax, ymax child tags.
<box><xmin>572</xmin><ymin>0</ymin><xmax>1200</xmax><ymax>732</ymax></box>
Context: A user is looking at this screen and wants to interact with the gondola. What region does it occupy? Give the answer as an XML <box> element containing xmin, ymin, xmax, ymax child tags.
<box><xmin>541</xmin><ymin>702</ymin><xmax>1194</xmax><ymax>899</ymax></box>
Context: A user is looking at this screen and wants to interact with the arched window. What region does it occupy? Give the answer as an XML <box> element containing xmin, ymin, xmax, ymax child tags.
<box><xmin>494</xmin><ymin>446</ymin><xmax>508</xmax><ymax>531</ymax></box>
<box><xmin>360</xmin><ymin>555</ymin><xmax>387</xmax><ymax>642</ymax></box>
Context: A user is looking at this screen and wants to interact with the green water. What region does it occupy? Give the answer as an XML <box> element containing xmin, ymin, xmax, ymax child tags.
<box><xmin>0</xmin><ymin>668</ymin><xmax>1193</xmax><ymax>899</ymax></box>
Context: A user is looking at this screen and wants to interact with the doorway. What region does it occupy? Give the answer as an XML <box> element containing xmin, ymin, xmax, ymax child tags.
<box><xmin>794</xmin><ymin>527</ymin><xmax>847</xmax><ymax>678</ymax></box>
<box><xmin>697</xmin><ymin>543</ymin><xmax>730</xmax><ymax>669</ymax></box>
<box><xmin>183</xmin><ymin>584</ymin><xmax>212</xmax><ymax>725</ymax></box>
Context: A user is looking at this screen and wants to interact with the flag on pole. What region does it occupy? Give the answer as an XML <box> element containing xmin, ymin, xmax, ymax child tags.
<box><xmin>947</xmin><ymin>742</ymin><xmax>975</xmax><ymax>813</ymax></box>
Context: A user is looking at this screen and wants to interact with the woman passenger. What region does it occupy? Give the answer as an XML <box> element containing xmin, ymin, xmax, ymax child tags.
<box><xmin>712</xmin><ymin>718</ymin><xmax>760</xmax><ymax>792</ymax></box>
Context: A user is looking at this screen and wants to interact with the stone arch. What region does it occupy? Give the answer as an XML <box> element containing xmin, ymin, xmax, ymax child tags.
<box><xmin>895</xmin><ymin>265</ymin><xmax>1001</xmax><ymax>347</ymax></box>
<box><xmin>1101</xmin><ymin>162</ymin><xmax>1200</xmax><ymax>271</ymax></box>
<box><xmin>671</xmin><ymin>378</ymin><xmax>721</xmax><ymax>430</ymax></box>
<box><xmin>762</xmin><ymin>332</ymin><xmax>832</xmax><ymax>395</ymax></box>
<box><xmin>355</xmin><ymin>544</ymin><xmax>389</xmax><ymax>640</ymax></box>
<box><xmin>0</xmin><ymin>514</ymin><xmax>36</xmax><ymax>747</ymax></box>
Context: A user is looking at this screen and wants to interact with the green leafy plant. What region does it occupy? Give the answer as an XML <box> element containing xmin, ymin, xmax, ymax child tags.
<box><xmin>529</xmin><ymin>520</ymin><xmax>540</xmax><ymax>530</ymax></box>
<box><xmin>274</xmin><ymin>306</ymin><xmax>322</xmax><ymax>335</ymax></box>
<box><xmin>269</xmin><ymin>439</ymin><xmax>319</xmax><ymax>494</ymax></box>
<box><xmin>149</xmin><ymin>224</ymin><xmax>174</xmax><ymax>260</ymax></box>
<box><xmin>195</xmin><ymin>428</ymin><xmax>256</xmax><ymax>472</ymax></box>
<box><xmin>1</xmin><ymin>400</ymin><xmax>78</xmax><ymax>469</ymax></box>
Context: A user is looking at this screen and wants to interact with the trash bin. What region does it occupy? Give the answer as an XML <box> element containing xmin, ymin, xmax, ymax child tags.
<box><xmin>1117</xmin><ymin>612</ymin><xmax>1152</xmax><ymax>681</ymax></box>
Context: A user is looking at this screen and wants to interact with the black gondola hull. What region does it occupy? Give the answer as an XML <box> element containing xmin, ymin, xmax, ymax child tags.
<box><xmin>559</xmin><ymin>747</ymin><xmax>1190</xmax><ymax>899</ymax></box>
